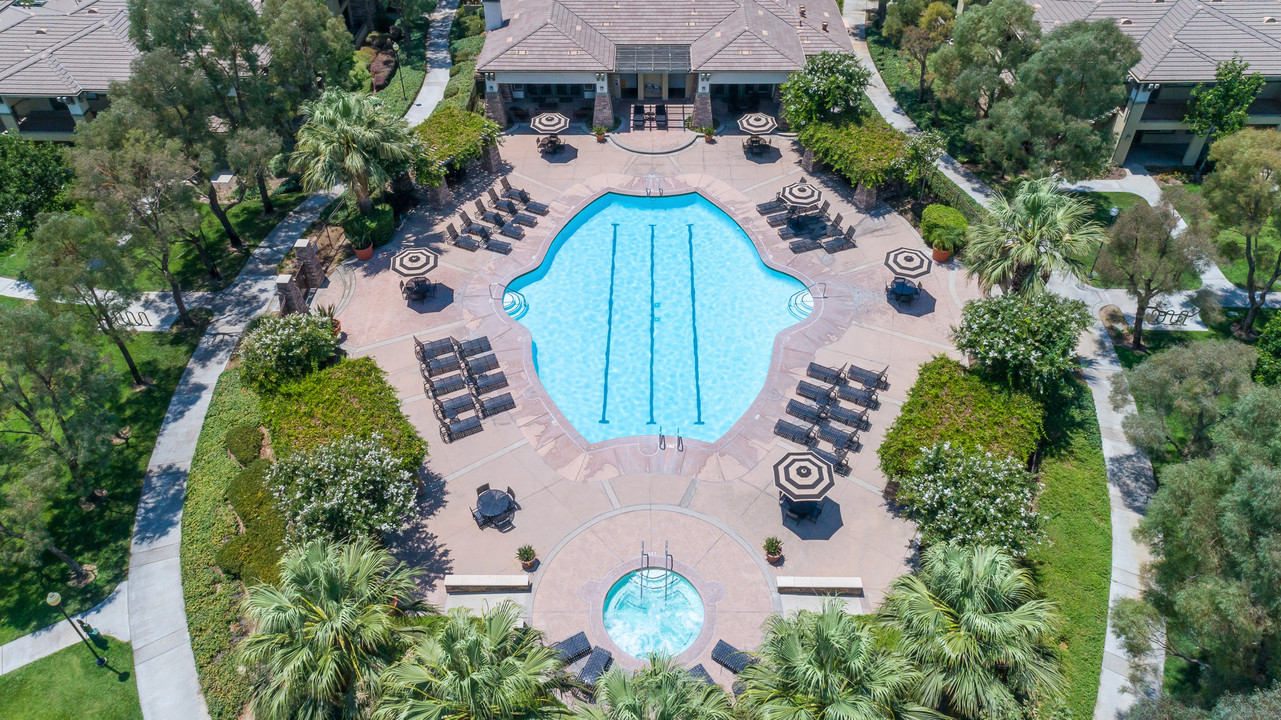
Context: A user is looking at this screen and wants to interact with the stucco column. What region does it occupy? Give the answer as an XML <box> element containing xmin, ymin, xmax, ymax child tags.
<box><xmin>0</xmin><ymin>99</ymin><xmax>18</xmax><ymax>133</ymax></box>
<box><xmin>480</xmin><ymin>142</ymin><xmax>501</xmax><ymax>173</ymax></box>
<box><xmin>426</xmin><ymin>181</ymin><xmax>454</xmax><ymax>208</ymax></box>
<box><xmin>483</xmin><ymin>73</ymin><xmax>506</xmax><ymax>125</ymax></box>
<box><xmin>1181</xmin><ymin>135</ymin><xmax>1208</xmax><ymax>167</ymax></box>
<box><xmin>293</xmin><ymin>238</ymin><xmax>323</xmax><ymax>289</ymax></box>
<box><xmin>592</xmin><ymin>73</ymin><xmax>613</xmax><ymax>128</ymax></box>
<box><xmin>275</xmin><ymin>274</ymin><xmax>309</xmax><ymax>315</ymax></box>
<box><xmin>690</xmin><ymin>73</ymin><xmax>714</xmax><ymax>129</ymax></box>
<box><xmin>1111</xmin><ymin>84</ymin><xmax>1153</xmax><ymax>166</ymax></box>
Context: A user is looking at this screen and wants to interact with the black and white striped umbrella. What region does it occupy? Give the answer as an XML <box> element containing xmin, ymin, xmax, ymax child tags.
<box><xmin>530</xmin><ymin>112</ymin><xmax>570</xmax><ymax>134</ymax></box>
<box><xmin>391</xmin><ymin>247</ymin><xmax>439</xmax><ymax>277</ymax></box>
<box><xmin>885</xmin><ymin>247</ymin><xmax>931</xmax><ymax>278</ymax></box>
<box><xmin>780</xmin><ymin>179</ymin><xmax>823</xmax><ymax>209</ymax></box>
<box><xmin>773</xmin><ymin>452</ymin><xmax>835</xmax><ymax>502</ymax></box>
<box><xmin>738</xmin><ymin>112</ymin><xmax>777</xmax><ymax>135</ymax></box>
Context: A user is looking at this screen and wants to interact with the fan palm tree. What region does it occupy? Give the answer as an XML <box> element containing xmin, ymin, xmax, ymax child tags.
<box><xmin>739</xmin><ymin>599</ymin><xmax>940</xmax><ymax>720</ymax></box>
<box><xmin>290</xmin><ymin>89</ymin><xmax>413</xmax><ymax>215</ymax></box>
<box><xmin>965</xmin><ymin>177</ymin><xmax>1106</xmax><ymax>296</ymax></box>
<box><xmin>240</xmin><ymin>537</ymin><xmax>430</xmax><ymax>720</ymax></box>
<box><xmin>878</xmin><ymin>545</ymin><xmax>1064</xmax><ymax>719</ymax></box>
<box><xmin>580</xmin><ymin>655</ymin><xmax>733</xmax><ymax>720</ymax></box>
<box><xmin>375</xmin><ymin>601</ymin><xmax>572</xmax><ymax>720</ymax></box>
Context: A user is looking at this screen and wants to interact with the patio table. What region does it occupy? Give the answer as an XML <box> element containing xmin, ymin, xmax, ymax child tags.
<box><xmin>477</xmin><ymin>488</ymin><xmax>512</xmax><ymax>520</ymax></box>
<box><xmin>889</xmin><ymin>277</ymin><xmax>918</xmax><ymax>302</ymax></box>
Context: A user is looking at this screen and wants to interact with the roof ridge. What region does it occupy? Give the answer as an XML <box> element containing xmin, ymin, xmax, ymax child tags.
<box><xmin>546</xmin><ymin>1</ymin><xmax>613</xmax><ymax>65</ymax></box>
<box><xmin>0</xmin><ymin>10</ymin><xmax>117</xmax><ymax>83</ymax></box>
<box><xmin>1195</xmin><ymin>1</ymin><xmax>1281</xmax><ymax>51</ymax></box>
<box><xmin>41</xmin><ymin>51</ymin><xmax>82</xmax><ymax>94</ymax></box>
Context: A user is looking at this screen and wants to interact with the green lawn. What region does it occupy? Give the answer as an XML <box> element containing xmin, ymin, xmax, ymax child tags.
<box><xmin>1175</xmin><ymin>182</ymin><xmax>1281</xmax><ymax>294</ymax></box>
<box><xmin>0</xmin><ymin>318</ymin><xmax>207</xmax><ymax>644</ymax></box>
<box><xmin>1029</xmin><ymin>382</ymin><xmax>1112</xmax><ymax>720</ymax></box>
<box><xmin>0</xmin><ymin>636</ymin><xmax>140</xmax><ymax>720</ymax></box>
<box><xmin>1113</xmin><ymin>307</ymin><xmax>1274</xmax><ymax>370</ymax></box>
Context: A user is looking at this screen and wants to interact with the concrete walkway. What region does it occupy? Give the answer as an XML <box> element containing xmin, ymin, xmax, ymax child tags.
<box><xmin>0</xmin><ymin>275</ymin><xmax>212</xmax><ymax>331</ymax></box>
<box><xmin>402</xmin><ymin>0</ymin><xmax>460</xmax><ymax>128</ymax></box>
<box><xmin>0</xmin><ymin>583</ymin><xmax>130</xmax><ymax>674</ymax></box>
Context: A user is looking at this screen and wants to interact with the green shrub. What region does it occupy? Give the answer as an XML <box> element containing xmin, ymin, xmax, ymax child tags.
<box><xmin>437</xmin><ymin>60</ymin><xmax>477</xmax><ymax>111</ymax></box>
<box><xmin>879</xmin><ymin>356</ymin><xmax>1043</xmax><ymax>479</ymax></box>
<box><xmin>1255</xmin><ymin>312</ymin><xmax>1281</xmax><ymax>385</ymax></box>
<box><xmin>341</xmin><ymin>203</ymin><xmax>395</xmax><ymax>249</ymax></box>
<box><xmin>412</xmin><ymin>105</ymin><xmax>503</xmax><ymax>187</ymax></box>
<box><xmin>237</xmin><ymin>313</ymin><xmax>340</xmax><ymax>391</ymax></box>
<box><xmin>264</xmin><ymin>357</ymin><xmax>427</xmax><ymax>473</ymax></box>
<box><xmin>450</xmin><ymin>34</ymin><xmax>485</xmax><ymax>63</ymax></box>
<box><xmin>921</xmin><ymin>204</ymin><xmax>968</xmax><ymax>249</ymax></box>
<box><xmin>798</xmin><ymin>118</ymin><xmax>908</xmax><ymax>188</ymax></box>
<box><xmin>223</xmin><ymin>424</ymin><xmax>263</xmax><ymax>466</ymax></box>
<box><xmin>451</xmin><ymin>9</ymin><xmax>485</xmax><ymax>40</ymax></box>
<box><xmin>952</xmin><ymin>294</ymin><xmax>1093</xmax><ymax>396</ymax></box>
<box><xmin>215</xmin><ymin>459</ymin><xmax>285</xmax><ymax>584</ymax></box>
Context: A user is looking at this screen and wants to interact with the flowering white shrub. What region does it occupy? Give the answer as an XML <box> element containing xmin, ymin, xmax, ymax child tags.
<box><xmin>268</xmin><ymin>434</ymin><xmax>416</xmax><ymax>543</ymax></box>
<box><xmin>952</xmin><ymin>293</ymin><xmax>1091</xmax><ymax>395</ymax></box>
<box><xmin>238</xmin><ymin>313</ymin><xmax>339</xmax><ymax>390</ymax></box>
<box><xmin>897</xmin><ymin>442</ymin><xmax>1044</xmax><ymax>557</ymax></box>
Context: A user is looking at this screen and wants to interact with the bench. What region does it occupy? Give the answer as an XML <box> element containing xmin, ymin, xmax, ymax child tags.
<box><xmin>775</xmin><ymin>576</ymin><xmax>864</xmax><ymax>596</ymax></box>
<box><xmin>442</xmin><ymin>574</ymin><xmax>533</xmax><ymax>594</ymax></box>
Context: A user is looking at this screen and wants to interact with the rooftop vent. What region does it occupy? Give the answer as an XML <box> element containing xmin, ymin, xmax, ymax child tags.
<box><xmin>1267</xmin><ymin>16</ymin><xmax>1278</xmax><ymax>22</ymax></box>
<box><xmin>87</xmin><ymin>7</ymin><xmax>98</xmax><ymax>12</ymax></box>
<box><xmin>822</xmin><ymin>21</ymin><xmax>829</xmax><ymax>31</ymax></box>
<box><xmin>36</xmin><ymin>27</ymin><xmax>47</xmax><ymax>34</ymax></box>
<box><xmin>1119</xmin><ymin>17</ymin><xmax>1132</xmax><ymax>25</ymax></box>
<box><xmin>799</xmin><ymin>4</ymin><xmax>806</xmax><ymax>16</ymax></box>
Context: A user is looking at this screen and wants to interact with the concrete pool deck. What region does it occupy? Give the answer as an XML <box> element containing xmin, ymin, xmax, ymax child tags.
<box><xmin>313</xmin><ymin>126</ymin><xmax>984</xmax><ymax>678</ymax></box>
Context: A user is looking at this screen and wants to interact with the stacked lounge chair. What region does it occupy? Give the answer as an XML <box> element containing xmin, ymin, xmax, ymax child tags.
<box><xmin>775</xmin><ymin>360</ymin><xmax>890</xmax><ymax>474</ymax></box>
<box><xmin>712</xmin><ymin>640</ymin><xmax>755</xmax><ymax>674</ymax></box>
<box><xmin>415</xmin><ymin>334</ymin><xmax>520</xmax><ymax>443</ymax></box>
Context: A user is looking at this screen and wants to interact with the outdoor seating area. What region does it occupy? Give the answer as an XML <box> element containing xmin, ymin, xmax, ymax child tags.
<box><xmin>399</xmin><ymin>275</ymin><xmax>435</xmax><ymax>302</ymax></box>
<box><xmin>742</xmin><ymin>134</ymin><xmax>772</xmax><ymax>156</ymax></box>
<box><xmin>631</xmin><ymin>103</ymin><xmax>683</xmax><ymax>130</ymax></box>
<box><xmin>415</xmin><ymin>335</ymin><xmax>518</xmax><ymax>444</ymax></box>
<box><xmin>537</xmin><ymin>134</ymin><xmax>565</xmax><ymax>155</ymax></box>
<box><xmin>772</xmin><ymin>360</ymin><xmax>889</xmax><ymax>474</ymax></box>
<box><xmin>471</xmin><ymin>483</ymin><xmax>520</xmax><ymax>530</ymax></box>
<box><xmin>756</xmin><ymin>180</ymin><xmax>857</xmax><ymax>254</ymax></box>
<box><xmin>886</xmin><ymin>277</ymin><xmax>921</xmax><ymax>305</ymax></box>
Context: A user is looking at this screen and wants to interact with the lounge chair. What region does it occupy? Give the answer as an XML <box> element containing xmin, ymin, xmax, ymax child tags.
<box><xmin>459</xmin><ymin>211</ymin><xmax>491</xmax><ymax>239</ymax></box>
<box><xmin>500</xmin><ymin>176</ymin><xmax>523</xmax><ymax>199</ymax></box>
<box><xmin>687</xmin><ymin>664</ymin><xmax>715</xmax><ymax>685</ymax></box>
<box><xmin>712</xmin><ymin>640</ymin><xmax>754</xmax><ymax>674</ymax></box>
<box><xmin>790</xmin><ymin>237</ymin><xmax>823</xmax><ymax>254</ymax></box>
<box><xmin>423</xmin><ymin>372</ymin><xmax>468</xmax><ymax>399</ymax></box>
<box><xmin>491</xmin><ymin>194</ymin><xmax>539</xmax><ymax>226</ymax></box>
<box><xmin>470</xmin><ymin>371</ymin><xmax>509</xmax><ymax>395</ymax></box>
<box><xmin>445</xmin><ymin>223</ymin><xmax>482</xmax><ymax>251</ymax></box>
<box><xmin>453</xmin><ymin>336</ymin><xmax>492</xmax><ymax>357</ymax></box>
<box><xmin>845</xmin><ymin>363</ymin><xmax>889</xmax><ymax>390</ymax></box>
<box><xmin>807</xmin><ymin>362</ymin><xmax>846</xmax><ymax>386</ymax></box>
<box><xmin>655</xmin><ymin>104</ymin><xmax>668</xmax><ymax>129</ymax></box>
<box><xmin>517</xmin><ymin>190</ymin><xmax>550</xmax><ymax>215</ymax></box>
<box><xmin>756</xmin><ymin>198</ymin><xmax>785</xmax><ymax>215</ymax></box>
<box><xmin>773</xmin><ymin>419</ymin><xmax>815</xmax><ymax>446</ymax></box>
<box><xmin>817</xmin><ymin>200</ymin><xmax>831</xmax><ymax>218</ymax></box>
<box><xmin>633</xmin><ymin>104</ymin><xmax>646</xmax><ymax>129</ymax></box>
<box><xmin>465</xmin><ymin>353</ymin><xmax>501</xmax><ymax>376</ymax></box>
<box><xmin>483</xmin><ymin>238</ymin><xmax>512</xmax><ymax>254</ymax></box>
<box><xmin>433</xmin><ymin>393</ymin><xmax>476</xmax><ymax>422</ymax></box>
<box><xmin>580</xmin><ymin>647</ymin><xmax>613</xmax><ymax>690</ymax></box>
<box><xmin>785</xmin><ymin>399</ymin><xmax>825</xmax><ymax>425</ymax></box>
<box><xmin>825</xmin><ymin>213</ymin><xmax>845</xmax><ymax>236</ymax></box>
<box><xmin>552</xmin><ymin>632</ymin><xmax>591</xmax><ymax>664</ymax></box>
<box><xmin>421</xmin><ymin>354</ymin><xmax>461</xmax><ymax>377</ymax></box>
<box><xmin>836</xmin><ymin>384</ymin><xmax>879</xmax><ymax>409</ymax></box>
<box><xmin>817</xmin><ymin>423</ymin><xmax>861</xmax><ymax>452</ymax></box>
<box><xmin>826</xmin><ymin>402</ymin><xmax>870</xmax><ymax>431</ymax></box>
<box><xmin>476</xmin><ymin>199</ymin><xmax>506</xmax><ymax>227</ymax></box>
<box><xmin>824</xmin><ymin>227</ymin><xmax>856</xmax><ymax>253</ymax></box>
<box><xmin>475</xmin><ymin>392</ymin><xmax>516</xmax><ymax>418</ymax></box>
<box><xmin>778</xmin><ymin>225</ymin><xmax>799</xmax><ymax>241</ymax></box>
<box><xmin>765</xmin><ymin>213</ymin><xmax>791</xmax><ymax>228</ymax></box>
<box><xmin>796</xmin><ymin>380</ymin><xmax>836</xmax><ymax>404</ymax></box>
<box><xmin>499</xmin><ymin>222</ymin><xmax>525</xmax><ymax>239</ymax></box>
<box><xmin>439</xmin><ymin>415</ymin><xmax>483</xmax><ymax>444</ymax></box>
<box><xmin>414</xmin><ymin>335</ymin><xmax>455</xmax><ymax>361</ymax></box>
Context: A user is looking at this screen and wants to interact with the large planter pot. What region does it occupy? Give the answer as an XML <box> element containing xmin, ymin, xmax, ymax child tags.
<box><xmin>596</xmin><ymin>134</ymin><xmax>606</xmax><ymax>143</ymax></box>
<box><xmin>932</xmin><ymin>247</ymin><xmax>952</xmax><ymax>263</ymax></box>
<box><xmin>520</xmin><ymin>558</ymin><xmax>537</xmax><ymax>571</ymax></box>
<box><xmin>765</xmin><ymin>552</ymin><xmax>783</xmax><ymax>565</ymax></box>
<box><xmin>355</xmin><ymin>245</ymin><xmax>374</xmax><ymax>261</ymax></box>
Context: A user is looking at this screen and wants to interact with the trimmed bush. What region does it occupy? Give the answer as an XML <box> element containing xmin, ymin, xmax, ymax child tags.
<box><xmin>450</xmin><ymin>34</ymin><xmax>485</xmax><ymax>63</ymax></box>
<box><xmin>342</xmin><ymin>202</ymin><xmax>395</xmax><ymax>249</ymax></box>
<box><xmin>237</xmin><ymin>313</ymin><xmax>340</xmax><ymax>391</ymax></box>
<box><xmin>879</xmin><ymin>356</ymin><xmax>1043</xmax><ymax>479</ymax></box>
<box><xmin>268</xmin><ymin>434</ymin><xmax>416</xmax><ymax>543</ymax></box>
<box><xmin>438</xmin><ymin>60</ymin><xmax>477</xmax><ymax>112</ymax></box>
<box><xmin>921</xmin><ymin>204</ymin><xmax>968</xmax><ymax>249</ymax></box>
<box><xmin>215</xmin><ymin>458</ymin><xmax>285</xmax><ymax>584</ymax></box>
<box><xmin>952</xmin><ymin>293</ymin><xmax>1092</xmax><ymax>396</ymax></box>
<box><xmin>224</xmin><ymin>424</ymin><xmax>263</xmax><ymax>466</ymax></box>
<box><xmin>897</xmin><ymin>442</ymin><xmax>1045</xmax><ymax>557</ymax></box>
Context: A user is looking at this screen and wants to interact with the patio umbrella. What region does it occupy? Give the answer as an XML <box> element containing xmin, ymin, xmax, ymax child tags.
<box><xmin>530</xmin><ymin>112</ymin><xmax>570</xmax><ymax>134</ymax></box>
<box><xmin>738</xmin><ymin>112</ymin><xmax>777</xmax><ymax>135</ymax></box>
<box><xmin>884</xmin><ymin>247</ymin><xmax>931</xmax><ymax>279</ymax></box>
<box><xmin>780</xmin><ymin>179</ymin><xmax>823</xmax><ymax>210</ymax></box>
<box><xmin>773</xmin><ymin>452</ymin><xmax>835</xmax><ymax>502</ymax></box>
<box><xmin>391</xmin><ymin>247</ymin><xmax>439</xmax><ymax>277</ymax></box>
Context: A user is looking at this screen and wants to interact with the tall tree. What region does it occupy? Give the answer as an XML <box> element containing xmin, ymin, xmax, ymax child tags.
<box><xmin>26</xmin><ymin>213</ymin><xmax>146</xmax><ymax>385</ymax></box>
<box><xmin>228</xmin><ymin>127</ymin><xmax>284</xmax><ymax>214</ymax></box>
<box><xmin>1202</xmin><ymin>128</ymin><xmax>1281</xmax><ymax>334</ymax></box>
<box><xmin>1097</xmin><ymin>189</ymin><xmax>1209</xmax><ymax>350</ymax></box>
<box><xmin>903</xmin><ymin>131</ymin><xmax>945</xmax><ymax>200</ymax></box>
<box><xmin>900</xmin><ymin>3</ymin><xmax>954</xmax><ymax>102</ymax></box>
<box><xmin>241</xmin><ymin>537</ymin><xmax>429</xmax><ymax>720</ymax></box>
<box><xmin>779</xmin><ymin>52</ymin><xmax>872</xmax><ymax>129</ymax></box>
<box><xmin>0</xmin><ymin>306</ymin><xmax>116</xmax><ymax>496</ymax></box>
<box><xmin>0</xmin><ymin>456</ymin><xmax>89</xmax><ymax>580</ymax></box>
<box><xmin>262</xmin><ymin>0</ymin><xmax>355</xmax><ymax>116</ymax></box>
<box><xmin>1110</xmin><ymin>340</ymin><xmax>1256</xmax><ymax>462</ymax></box>
<box><xmin>965</xmin><ymin>177</ymin><xmax>1107</xmax><ymax>295</ymax></box>
<box><xmin>375</xmin><ymin>602</ymin><xmax>570</xmax><ymax>720</ymax></box>
<box><xmin>930</xmin><ymin>0</ymin><xmax>1040</xmax><ymax>118</ymax></box>
<box><xmin>291</xmin><ymin>89</ymin><xmax>414</xmax><ymax>215</ymax></box>
<box><xmin>739</xmin><ymin>599</ymin><xmax>938</xmax><ymax>720</ymax></box>
<box><xmin>0</xmin><ymin>133</ymin><xmax>70</xmax><ymax>243</ymax></box>
<box><xmin>879</xmin><ymin>545</ymin><xmax>1064</xmax><ymax>719</ymax></box>
<box><xmin>1185</xmin><ymin>55</ymin><xmax>1266</xmax><ymax>180</ymax></box>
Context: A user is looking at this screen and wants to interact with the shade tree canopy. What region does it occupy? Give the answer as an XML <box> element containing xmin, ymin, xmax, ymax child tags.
<box><xmin>780</xmin><ymin>51</ymin><xmax>873</xmax><ymax>128</ymax></box>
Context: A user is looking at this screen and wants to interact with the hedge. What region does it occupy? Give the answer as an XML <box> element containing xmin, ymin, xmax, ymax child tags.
<box><xmin>450</xmin><ymin>34</ymin><xmax>485</xmax><ymax>63</ymax></box>
<box><xmin>921</xmin><ymin>204</ymin><xmax>968</xmax><ymax>249</ymax></box>
<box><xmin>215</xmin><ymin>458</ymin><xmax>285</xmax><ymax>585</ymax></box>
<box><xmin>438</xmin><ymin>59</ymin><xmax>477</xmax><ymax>112</ymax></box>
<box><xmin>924</xmin><ymin>165</ymin><xmax>987</xmax><ymax>224</ymax></box>
<box><xmin>412</xmin><ymin>104</ymin><xmax>503</xmax><ymax>187</ymax></box>
<box><xmin>878</xmin><ymin>356</ymin><xmax>1044</xmax><ymax>479</ymax></box>
<box><xmin>798</xmin><ymin>118</ymin><xmax>908</xmax><ymax>188</ymax></box>
<box><xmin>263</xmin><ymin>357</ymin><xmax>427</xmax><ymax>474</ymax></box>
<box><xmin>223</xmin><ymin>424</ymin><xmax>263</xmax><ymax>466</ymax></box>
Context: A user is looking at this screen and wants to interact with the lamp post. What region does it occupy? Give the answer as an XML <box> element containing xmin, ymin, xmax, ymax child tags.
<box><xmin>46</xmin><ymin>592</ymin><xmax>106</xmax><ymax>667</ymax></box>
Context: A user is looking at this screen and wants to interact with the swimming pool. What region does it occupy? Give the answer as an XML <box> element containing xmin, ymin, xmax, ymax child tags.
<box><xmin>505</xmin><ymin>192</ymin><xmax>808</xmax><ymax>444</ymax></box>
<box><xmin>602</xmin><ymin>569</ymin><xmax>704</xmax><ymax>658</ymax></box>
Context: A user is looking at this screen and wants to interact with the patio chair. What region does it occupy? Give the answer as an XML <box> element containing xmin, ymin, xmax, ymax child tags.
<box><xmin>633</xmin><ymin>104</ymin><xmax>646</xmax><ymax>129</ymax></box>
<box><xmin>655</xmin><ymin>104</ymin><xmax>668</xmax><ymax>129</ymax></box>
<box><xmin>483</xmin><ymin>238</ymin><xmax>513</xmax><ymax>254</ymax></box>
<box><xmin>505</xmin><ymin>486</ymin><xmax>517</xmax><ymax>503</ymax></box>
<box><xmin>790</xmin><ymin>237</ymin><xmax>823</xmax><ymax>254</ymax></box>
<box><xmin>445</xmin><ymin>223</ymin><xmax>482</xmax><ymax>251</ymax></box>
<box><xmin>415</xmin><ymin>335</ymin><xmax>456</xmax><ymax>361</ymax></box>
<box><xmin>423</xmin><ymin>372</ymin><xmax>468</xmax><ymax>399</ymax></box>
<box><xmin>472</xmin><ymin>507</ymin><xmax>490</xmax><ymax>528</ymax></box>
<box><xmin>470</xmin><ymin>371</ymin><xmax>509</xmax><ymax>395</ymax></box>
<box><xmin>453</xmin><ymin>336</ymin><xmax>492</xmax><ymax>357</ymax></box>
<box><xmin>712</xmin><ymin>640</ymin><xmax>755</xmax><ymax>674</ymax></box>
<box><xmin>817</xmin><ymin>200</ymin><xmax>831</xmax><ymax>218</ymax></box>
<box><xmin>465</xmin><ymin>353</ymin><xmax>501</xmax><ymax>376</ymax></box>
<box><xmin>552</xmin><ymin>632</ymin><xmax>592</xmax><ymax>665</ymax></box>
<box><xmin>773</xmin><ymin>419</ymin><xmax>815</xmax><ymax>446</ymax></box>
<box><xmin>459</xmin><ymin>211</ymin><xmax>491</xmax><ymax>239</ymax></box>
<box><xmin>796</xmin><ymin>380</ymin><xmax>836</xmax><ymax>404</ymax></box>
<box><xmin>476</xmin><ymin>199</ymin><xmax>506</xmax><ymax>227</ymax></box>
<box><xmin>825</xmin><ymin>402</ymin><xmax>870</xmax><ymax>431</ymax></box>
<box><xmin>785</xmin><ymin>399</ymin><xmax>825</xmax><ymax>425</ymax></box>
<box><xmin>845</xmin><ymin>363</ymin><xmax>889</xmax><ymax>390</ymax></box>
<box><xmin>492</xmin><ymin>194</ymin><xmax>539</xmax><ymax>226</ymax></box>
<box><xmin>756</xmin><ymin>198</ymin><xmax>785</xmax><ymax>215</ymax></box>
<box><xmin>517</xmin><ymin>189</ymin><xmax>550</xmax><ymax>215</ymax></box>
<box><xmin>836</xmin><ymin>384</ymin><xmax>879</xmax><ymax>409</ymax></box>
<box><xmin>433</xmin><ymin>393</ymin><xmax>476</xmax><ymax>422</ymax></box>
<box><xmin>400</xmin><ymin>277</ymin><xmax>433</xmax><ymax>301</ymax></box>
<box><xmin>439</xmin><ymin>415</ymin><xmax>484</xmax><ymax>444</ymax></box>
<box><xmin>475</xmin><ymin>392</ymin><xmax>516</xmax><ymax>418</ymax></box>
<box><xmin>499</xmin><ymin>222</ymin><xmax>525</xmax><ymax>239</ymax></box>
<box><xmin>477</xmin><ymin>483</ymin><xmax>490</xmax><ymax>495</ymax></box>
<box><xmin>825</xmin><ymin>213</ymin><xmax>845</xmax><ymax>236</ymax></box>
<box><xmin>818</xmin><ymin>423</ymin><xmax>861</xmax><ymax>452</ymax></box>
<box><xmin>421</xmin><ymin>354</ymin><xmax>462</xmax><ymax>377</ymax></box>
<box><xmin>782</xmin><ymin>497</ymin><xmax>805</xmax><ymax>523</ymax></box>
<box><xmin>806</xmin><ymin>362</ymin><xmax>846</xmax><ymax>386</ymax></box>
<box><xmin>688</xmin><ymin>664</ymin><xmax>715</xmax><ymax>685</ymax></box>
<box><xmin>500</xmin><ymin>176</ymin><xmax>524</xmax><ymax>199</ymax></box>
<box><xmin>579</xmin><ymin>647</ymin><xmax>613</xmax><ymax>692</ymax></box>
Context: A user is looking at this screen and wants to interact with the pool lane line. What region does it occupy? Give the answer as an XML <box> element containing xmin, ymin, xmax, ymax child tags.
<box><xmin>600</xmin><ymin>224</ymin><xmax>619</xmax><ymax>424</ymax></box>
<box><xmin>647</xmin><ymin>224</ymin><xmax>657</xmax><ymax>426</ymax></box>
<box><xmin>686</xmin><ymin>224</ymin><xmax>705</xmax><ymax>425</ymax></box>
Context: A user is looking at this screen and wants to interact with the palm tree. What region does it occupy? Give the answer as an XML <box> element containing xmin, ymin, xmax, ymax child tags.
<box><xmin>240</xmin><ymin>537</ymin><xmax>429</xmax><ymax>720</ymax></box>
<box><xmin>580</xmin><ymin>655</ymin><xmax>733</xmax><ymax>720</ymax></box>
<box><xmin>965</xmin><ymin>177</ymin><xmax>1107</xmax><ymax>296</ymax></box>
<box><xmin>375</xmin><ymin>601</ymin><xmax>571</xmax><ymax>720</ymax></box>
<box><xmin>878</xmin><ymin>545</ymin><xmax>1064</xmax><ymax>719</ymax></box>
<box><xmin>290</xmin><ymin>89</ymin><xmax>413</xmax><ymax>215</ymax></box>
<box><xmin>739</xmin><ymin>599</ymin><xmax>939</xmax><ymax>720</ymax></box>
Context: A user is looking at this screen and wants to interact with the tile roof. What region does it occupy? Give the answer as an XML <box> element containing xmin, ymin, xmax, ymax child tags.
<box><xmin>477</xmin><ymin>0</ymin><xmax>851</xmax><ymax>74</ymax></box>
<box><xmin>1031</xmin><ymin>0</ymin><xmax>1281</xmax><ymax>83</ymax></box>
<box><xmin>0</xmin><ymin>0</ymin><xmax>138</xmax><ymax>96</ymax></box>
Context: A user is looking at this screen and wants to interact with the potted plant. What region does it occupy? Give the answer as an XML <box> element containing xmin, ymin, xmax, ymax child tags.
<box><xmin>930</xmin><ymin>227</ymin><xmax>964</xmax><ymax>263</ymax></box>
<box><xmin>351</xmin><ymin>231</ymin><xmax>374</xmax><ymax>261</ymax></box>
<box><xmin>763</xmin><ymin>536</ymin><xmax>783</xmax><ymax>564</ymax></box>
<box><xmin>592</xmin><ymin>124</ymin><xmax>608</xmax><ymax>143</ymax></box>
<box><xmin>697</xmin><ymin>126</ymin><xmax>715</xmax><ymax>143</ymax></box>
<box><xmin>316</xmin><ymin>304</ymin><xmax>341</xmax><ymax>337</ymax></box>
<box><xmin>517</xmin><ymin>544</ymin><xmax>537</xmax><ymax>571</ymax></box>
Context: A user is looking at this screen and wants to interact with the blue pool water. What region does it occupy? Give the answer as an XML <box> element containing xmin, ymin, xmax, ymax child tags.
<box><xmin>505</xmin><ymin>192</ymin><xmax>808</xmax><ymax>443</ymax></box>
<box><xmin>603</xmin><ymin>569</ymin><xmax>704</xmax><ymax>658</ymax></box>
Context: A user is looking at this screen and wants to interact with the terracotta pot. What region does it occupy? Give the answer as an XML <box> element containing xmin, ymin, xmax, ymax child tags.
<box><xmin>520</xmin><ymin>558</ymin><xmax>537</xmax><ymax>571</ymax></box>
<box><xmin>704</xmin><ymin>133</ymin><xmax>714</xmax><ymax>143</ymax></box>
<box><xmin>355</xmin><ymin>245</ymin><xmax>374</xmax><ymax>261</ymax></box>
<box><xmin>766</xmin><ymin>552</ymin><xmax>782</xmax><ymax>565</ymax></box>
<box><xmin>932</xmin><ymin>247</ymin><xmax>952</xmax><ymax>263</ymax></box>
<box><xmin>596</xmin><ymin>134</ymin><xmax>606</xmax><ymax>143</ymax></box>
